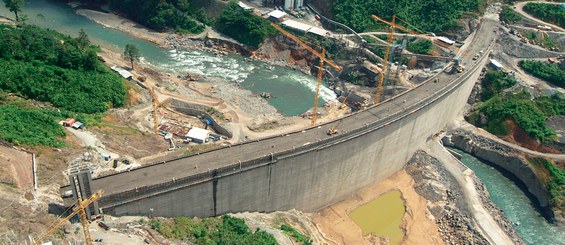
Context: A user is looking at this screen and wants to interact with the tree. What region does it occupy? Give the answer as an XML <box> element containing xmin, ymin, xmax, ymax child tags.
<box><xmin>3</xmin><ymin>0</ymin><xmax>24</xmax><ymax>22</ymax></box>
<box><xmin>123</xmin><ymin>44</ymin><xmax>140</xmax><ymax>69</ymax></box>
<box><xmin>76</xmin><ymin>29</ymin><xmax>91</xmax><ymax>50</ymax></box>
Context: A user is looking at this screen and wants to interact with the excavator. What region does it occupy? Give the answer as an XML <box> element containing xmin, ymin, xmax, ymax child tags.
<box><xmin>34</xmin><ymin>190</ymin><xmax>104</xmax><ymax>245</ymax></box>
<box><xmin>327</xmin><ymin>119</ymin><xmax>343</xmax><ymax>135</ymax></box>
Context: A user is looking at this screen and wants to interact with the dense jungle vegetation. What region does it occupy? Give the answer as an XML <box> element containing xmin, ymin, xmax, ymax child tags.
<box><xmin>215</xmin><ymin>1</ymin><xmax>277</xmax><ymax>48</ymax></box>
<box><xmin>330</xmin><ymin>0</ymin><xmax>484</xmax><ymax>33</ymax></box>
<box><xmin>0</xmin><ymin>24</ymin><xmax>126</xmax><ymax>113</ymax></box>
<box><xmin>148</xmin><ymin>215</ymin><xmax>278</xmax><ymax>244</ymax></box>
<box><xmin>520</xmin><ymin>60</ymin><xmax>565</xmax><ymax>88</ymax></box>
<box><xmin>523</xmin><ymin>2</ymin><xmax>565</xmax><ymax>29</ymax></box>
<box><xmin>0</xmin><ymin>24</ymin><xmax>127</xmax><ymax>146</ymax></box>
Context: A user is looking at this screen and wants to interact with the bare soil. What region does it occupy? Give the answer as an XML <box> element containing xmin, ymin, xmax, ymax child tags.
<box><xmin>312</xmin><ymin>170</ymin><xmax>443</xmax><ymax>245</ymax></box>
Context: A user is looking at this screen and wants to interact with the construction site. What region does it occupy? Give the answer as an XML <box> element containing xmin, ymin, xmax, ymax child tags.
<box><xmin>1</xmin><ymin>0</ymin><xmax>564</xmax><ymax>244</ymax></box>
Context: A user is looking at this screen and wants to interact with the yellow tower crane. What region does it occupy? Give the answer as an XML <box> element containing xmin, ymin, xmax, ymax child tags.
<box><xmin>269</xmin><ymin>22</ymin><xmax>343</xmax><ymax>126</ymax></box>
<box><xmin>148</xmin><ymin>86</ymin><xmax>160</xmax><ymax>130</ymax></box>
<box><xmin>34</xmin><ymin>190</ymin><xmax>104</xmax><ymax>245</ymax></box>
<box><xmin>372</xmin><ymin>15</ymin><xmax>397</xmax><ymax>105</ymax></box>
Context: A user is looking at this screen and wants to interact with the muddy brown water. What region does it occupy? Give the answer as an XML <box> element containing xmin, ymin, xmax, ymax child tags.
<box><xmin>348</xmin><ymin>190</ymin><xmax>405</xmax><ymax>244</ymax></box>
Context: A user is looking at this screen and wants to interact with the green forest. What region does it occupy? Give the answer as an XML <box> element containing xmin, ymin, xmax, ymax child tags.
<box><xmin>0</xmin><ymin>24</ymin><xmax>127</xmax><ymax>146</ymax></box>
<box><xmin>107</xmin><ymin>0</ymin><xmax>205</xmax><ymax>34</ymax></box>
<box><xmin>148</xmin><ymin>215</ymin><xmax>278</xmax><ymax>244</ymax></box>
<box><xmin>523</xmin><ymin>2</ymin><xmax>565</xmax><ymax>28</ymax></box>
<box><xmin>330</xmin><ymin>0</ymin><xmax>483</xmax><ymax>33</ymax></box>
<box><xmin>0</xmin><ymin>24</ymin><xmax>126</xmax><ymax>114</ymax></box>
<box><xmin>469</xmin><ymin>89</ymin><xmax>564</xmax><ymax>143</ymax></box>
<box><xmin>520</xmin><ymin>60</ymin><xmax>565</xmax><ymax>88</ymax></box>
<box><xmin>215</xmin><ymin>1</ymin><xmax>277</xmax><ymax>48</ymax></box>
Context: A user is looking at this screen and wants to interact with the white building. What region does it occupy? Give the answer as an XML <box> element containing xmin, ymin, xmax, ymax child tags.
<box><xmin>111</xmin><ymin>66</ymin><xmax>133</xmax><ymax>80</ymax></box>
<box><xmin>186</xmin><ymin>127</ymin><xmax>210</xmax><ymax>144</ymax></box>
<box><xmin>284</xmin><ymin>0</ymin><xmax>303</xmax><ymax>10</ymax></box>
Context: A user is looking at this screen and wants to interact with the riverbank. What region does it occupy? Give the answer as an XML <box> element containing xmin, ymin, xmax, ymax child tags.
<box><xmin>443</xmin><ymin>128</ymin><xmax>565</xmax><ymax>226</ymax></box>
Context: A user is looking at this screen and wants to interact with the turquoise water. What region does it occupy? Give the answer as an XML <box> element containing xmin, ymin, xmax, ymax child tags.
<box><xmin>450</xmin><ymin>148</ymin><xmax>565</xmax><ymax>245</ymax></box>
<box><xmin>0</xmin><ymin>0</ymin><xmax>335</xmax><ymax>116</ymax></box>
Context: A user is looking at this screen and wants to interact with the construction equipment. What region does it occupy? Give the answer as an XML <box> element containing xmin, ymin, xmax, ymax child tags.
<box><xmin>148</xmin><ymin>86</ymin><xmax>160</xmax><ymax>130</ymax></box>
<box><xmin>373</xmin><ymin>15</ymin><xmax>397</xmax><ymax>105</ymax></box>
<box><xmin>34</xmin><ymin>190</ymin><xmax>104</xmax><ymax>245</ymax></box>
<box><xmin>269</xmin><ymin>22</ymin><xmax>343</xmax><ymax>72</ymax></box>
<box><xmin>311</xmin><ymin>48</ymin><xmax>325</xmax><ymax>126</ymax></box>
<box><xmin>327</xmin><ymin>119</ymin><xmax>343</xmax><ymax>135</ymax></box>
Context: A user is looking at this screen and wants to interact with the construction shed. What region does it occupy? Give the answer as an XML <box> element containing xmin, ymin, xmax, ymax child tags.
<box><xmin>111</xmin><ymin>66</ymin><xmax>133</xmax><ymax>80</ymax></box>
<box><xmin>268</xmin><ymin>10</ymin><xmax>287</xmax><ymax>23</ymax></box>
<box><xmin>489</xmin><ymin>59</ymin><xmax>504</xmax><ymax>70</ymax></box>
<box><xmin>436</xmin><ymin>36</ymin><xmax>455</xmax><ymax>45</ymax></box>
<box><xmin>282</xmin><ymin>19</ymin><xmax>310</xmax><ymax>32</ymax></box>
<box><xmin>237</xmin><ymin>1</ymin><xmax>253</xmax><ymax>10</ymax></box>
<box><xmin>186</xmin><ymin>127</ymin><xmax>210</xmax><ymax>144</ymax></box>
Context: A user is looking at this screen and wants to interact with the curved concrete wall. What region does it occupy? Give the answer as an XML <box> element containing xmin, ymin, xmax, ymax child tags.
<box><xmin>102</xmin><ymin>53</ymin><xmax>488</xmax><ymax>217</ymax></box>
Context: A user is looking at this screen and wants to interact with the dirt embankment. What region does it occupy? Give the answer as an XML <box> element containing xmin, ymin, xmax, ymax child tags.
<box><xmin>443</xmin><ymin>129</ymin><xmax>565</xmax><ymax>226</ymax></box>
<box><xmin>406</xmin><ymin>150</ymin><xmax>524</xmax><ymax>244</ymax></box>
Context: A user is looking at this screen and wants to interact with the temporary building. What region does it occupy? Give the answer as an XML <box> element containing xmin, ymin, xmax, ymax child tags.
<box><xmin>308</xmin><ymin>26</ymin><xmax>329</xmax><ymax>37</ymax></box>
<box><xmin>111</xmin><ymin>66</ymin><xmax>133</xmax><ymax>80</ymax></box>
<box><xmin>436</xmin><ymin>36</ymin><xmax>455</xmax><ymax>45</ymax></box>
<box><xmin>489</xmin><ymin>59</ymin><xmax>504</xmax><ymax>70</ymax></box>
<box><xmin>282</xmin><ymin>19</ymin><xmax>311</xmax><ymax>32</ymax></box>
<box><xmin>268</xmin><ymin>10</ymin><xmax>287</xmax><ymax>22</ymax></box>
<box><xmin>186</xmin><ymin>127</ymin><xmax>210</xmax><ymax>144</ymax></box>
<box><xmin>71</xmin><ymin>121</ymin><xmax>84</xmax><ymax>129</ymax></box>
<box><xmin>237</xmin><ymin>1</ymin><xmax>253</xmax><ymax>10</ymax></box>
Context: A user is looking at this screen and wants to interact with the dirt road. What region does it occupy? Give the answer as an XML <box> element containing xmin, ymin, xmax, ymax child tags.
<box><xmin>514</xmin><ymin>1</ymin><xmax>565</xmax><ymax>32</ymax></box>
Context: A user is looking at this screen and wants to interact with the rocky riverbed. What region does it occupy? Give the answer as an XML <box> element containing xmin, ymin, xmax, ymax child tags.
<box><xmin>406</xmin><ymin>150</ymin><xmax>524</xmax><ymax>244</ymax></box>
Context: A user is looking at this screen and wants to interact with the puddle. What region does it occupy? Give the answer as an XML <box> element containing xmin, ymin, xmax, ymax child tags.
<box><xmin>349</xmin><ymin>190</ymin><xmax>405</xmax><ymax>244</ymax></box>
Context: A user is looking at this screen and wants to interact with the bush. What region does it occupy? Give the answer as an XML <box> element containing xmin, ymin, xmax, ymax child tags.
<box><xmin>215</xmin><ymin>1</ymin><xmax>276</xmax><ymax>48</ymax></box>
<box><xmin>0</xmin><ymin>105</ymin><xmax>66</xmax><ymax>147</ymax></box>
<box><xmin>481</xmin><ymin>70</ymin><xmax>516</xmax><ymax>100</ymax></box>
<box><xmin>523</xmin><ymin>2</ymin><xmax>565</xmax><ymax>28</ymax></box>
<box><xmin>406</xmin><ymin>40</ymin><xmax>433</xmax><ymax>54</ymax></box>
<box><xmin>500</xmin><ymin>7</ymin><xmax>521</xmax><ymax>23</ymax></box>
<box><xmin>280</xmin><ymin>225</ymin><xmax>312</xmax><ymax>245</ymax></box>
<box><xmin>147</xmin><ymin>215</ymin><xmax>278</xmax><ymax>244</ymax></box>
<box><xmin>520</xmin><ymin>60</ymin><xmax>565</xmax><ymax>88</ymax></box>
<box><xmin>528</xmin><ymin>158</ymin><xmax>564</xmax><ymax>209</ymax></box>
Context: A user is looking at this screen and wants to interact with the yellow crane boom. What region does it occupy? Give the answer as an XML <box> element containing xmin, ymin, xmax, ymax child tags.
<box><xmin>311</xmin><ymin>48</ymin><xmax>325</xmax><ymax>126</ymax></box>
<box><xmin>269</xmin><ymin>22</ymin><xmax>343</xmax><ymax>72</ymax></box>
<box><xmin>34</xmin><ymin>190</ymin><xmax>104</xmax><ymax>245</ymax></box>
<box><xmin>371</xmin><ymin>15</ymin><xmax>418</xmax><ymax>35</ymax></box>
<box><xmin>374</xmin><ymin>16</ymin><xmax>396</xmax><ymax>105</ymax></box>
<box><xmin>149</xmin><ymin>86</ymin><xmax>159</xmax><ymax>130</ymax></box>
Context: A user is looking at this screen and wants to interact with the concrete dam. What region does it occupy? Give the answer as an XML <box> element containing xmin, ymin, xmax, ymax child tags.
<box><xmin>62</xmin><ymin>19</ymin><xmax>499</xmax><ymax>218</ymax></box>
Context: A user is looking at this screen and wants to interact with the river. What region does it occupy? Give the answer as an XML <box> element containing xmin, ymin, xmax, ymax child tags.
<box><xmin>450</xmin><ymin>148</ymin><xmax>565</xmax><ymax>245</ymax></box>
<box><xmin>0</xmin><ymin>0</ymin><xmax>336</xmax><ymax>116</ymax></box>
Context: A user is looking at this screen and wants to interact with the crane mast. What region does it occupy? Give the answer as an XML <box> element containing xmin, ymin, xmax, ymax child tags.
<box><xmin>374</xmin><ymin>16</ymin><xmax>396</xmax><ymax>105</ymax></box>
<box><xmin>34</xmin><ymin>190</ymin><xmax>104</xmax><ymax>245</ymax></box>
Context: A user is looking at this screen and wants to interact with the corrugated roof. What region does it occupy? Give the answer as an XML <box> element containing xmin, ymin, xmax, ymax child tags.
<box><xmin>111</xmin><ymin>66</ymin><xmax>133</xmax><ymax>79</ymax></box>
<box><xmin>238</xmin><ymin>1</ymin><xmax>252</xmax><ymax>10</ymax></box>
<box><xmin>282</xmin><ymin>19</ymin><xmax>311</xmax><ymax>32</ymax></box>
<box><xmin>308</xmin><ymin>26</ymin><xmax>329</xmax><ymax>36</ymax></box>
<box><xmin>186</xmin><ymin>127</ymin><xmax>210</xmax><ymax>141</ymax></box>
<box><xmin>268</xmin><ymin>10</ymin><xmax>286</xmax><ymax>19</ymax></box>
<box><xmin>490</xmin><ymin>59</ymin><xmax>503</xmax><ymax>69</ymax></box>
<box><xmin>436</xmin><ymin>36</ymin><xmax>455</xmax><ymax>45</ymax></box>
